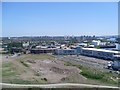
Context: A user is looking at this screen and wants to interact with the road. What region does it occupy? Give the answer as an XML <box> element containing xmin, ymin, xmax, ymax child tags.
<box><xmin>1</xmin><ymin>83</ymin><xmax>119</xmax><ymax>89</ymax></box>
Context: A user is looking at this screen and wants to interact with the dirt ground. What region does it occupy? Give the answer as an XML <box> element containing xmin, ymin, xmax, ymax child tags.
<box><xmin>54</xmin><ymin>55</ymin><xmax>110</xmax><ymax>71</ymax></box>
<box><xmin>2</xmin><ymin>54</ymin><xmax>117</xmax><ymax>85</ymax></box>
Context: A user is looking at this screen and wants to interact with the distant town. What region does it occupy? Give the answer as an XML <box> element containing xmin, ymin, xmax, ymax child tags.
<box><xmin>1</xmin><ymin>35</ymin><xmax>120</xmax><ymax>85</ymax></box>
<box><xmin>1</xmin><ymin>35</ymin><xmax>120</xmax><ymax>69</ymax></box>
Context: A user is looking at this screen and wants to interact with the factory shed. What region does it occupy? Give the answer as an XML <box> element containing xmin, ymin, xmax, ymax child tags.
<box><xmin>30</xmin><ymin>48</ymin><xmax>55</xmax><ymax>54</ymax></box>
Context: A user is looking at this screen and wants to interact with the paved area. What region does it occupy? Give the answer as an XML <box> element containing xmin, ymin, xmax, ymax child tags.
<box><xmin>1</xmin><ymin>83</ymin><xmax>119</xmax><ymax>89</ymax></box>
<box><xmin>54</xmin><ymin>55</ymin><xmax>112</xmax><ymax>72</ymax></box>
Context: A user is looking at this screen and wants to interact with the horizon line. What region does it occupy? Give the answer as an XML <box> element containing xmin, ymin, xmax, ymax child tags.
<box><xmin>1</xmin><ymin>34</ymin><xmax>119</xmax><ymax>37</ymax></box>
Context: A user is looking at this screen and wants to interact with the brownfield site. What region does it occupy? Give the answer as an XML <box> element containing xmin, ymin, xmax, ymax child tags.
<box><xmin>2</xmin><ymin>54</ymin><xmax>119</xmax><ymax>86</ymax></box>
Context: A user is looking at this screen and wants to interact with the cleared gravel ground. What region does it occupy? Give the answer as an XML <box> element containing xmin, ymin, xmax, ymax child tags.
<box><xmin>2</xmin><ymin>54</ymin><xmax>119</xmax><ymax>86</ymax></box>
<box><xmin>2</xmin><ymin>54</ymin><xmax>89</xmax><ymax>84</ymax></box>
<box><xmin>54</xmin><ymin>55</ymin><xmax>110</xmax><ymax>71</ymax></box>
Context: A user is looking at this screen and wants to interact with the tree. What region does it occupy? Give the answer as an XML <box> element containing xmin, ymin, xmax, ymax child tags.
<box><xmin>69</xmin><ymin>37</ymin><xmax>78</xmax><ymax>44</ymax></box>
<box><xmin>7</xmin><ymin>42</ymin><xmax>23</xmax><ymax>53</ymax></box>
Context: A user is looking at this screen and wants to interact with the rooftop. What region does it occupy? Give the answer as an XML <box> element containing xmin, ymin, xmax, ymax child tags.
<box><xmin>113</xmin><ymin>55</ymin><xmax>120</xmax><ymax>57</ymax></box>
<box><xmin>82</xmin><ymin>48</ymin><xmax>119</xmax><ymax>54</ymax></box>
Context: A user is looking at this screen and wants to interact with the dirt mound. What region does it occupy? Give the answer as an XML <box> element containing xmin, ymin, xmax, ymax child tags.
<box><xmin>50</xmin><ymin>67</ymin><xmax>72</xmax><ymax>74</ymax></box>
<box><xmin>27</xmin><ymin>60</ymin><xmax>36</xmax><ymax>63</ymax></box>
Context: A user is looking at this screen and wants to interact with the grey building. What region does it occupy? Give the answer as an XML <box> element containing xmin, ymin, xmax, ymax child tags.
<box><xmin>54</xmin><ymin>49</ymin><xmax>77</xmax><ymax>55</ymax></box>
<box><xmin>81</xmin><ymin>48</ymin><xmax>119</xmax><ymax>60</ymax></box>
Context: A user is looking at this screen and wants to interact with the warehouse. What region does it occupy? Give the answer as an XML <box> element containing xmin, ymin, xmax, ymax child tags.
<box><xmin>54</xmin><ymin>47</ymin><xmax>119</xmax><ymax>60</ymax></box>
<box><xmin>81</xmin><ymin>48</ymin><xmax>119</xmax><ymax>60</ymax></box>
<box><xmin>54</xmin><ymin>49</ymin><xmax>77</xmax><ymax>55</ymax></box>
<box><xmin>30</xmin><ymin>48</ymin><xmax>55</xmax><ymax>54</ymax></box>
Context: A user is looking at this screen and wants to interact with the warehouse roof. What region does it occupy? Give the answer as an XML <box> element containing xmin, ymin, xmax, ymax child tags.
<box><xmin>57</xmin><ymin>48</ymin><xmax>75</xmax><ymax>50</ymax></box>
<box><xmin>31</xmin><ymin>48</ymin><xmax>56</xmax><ymax>50</ymax></box>
<box><xmin>82</xmin><ymin>48</ymin><xmax>119</xmax><ymax>54</ymax></box>
<box><xmin>113</xmin><ymin>55</ymin><xmax>120</xmax><ymax>58</ymax></box>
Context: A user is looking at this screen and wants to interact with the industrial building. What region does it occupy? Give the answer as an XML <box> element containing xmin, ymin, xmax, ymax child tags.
<box><xmin>54</xmin><ymin>46</ymin><xmax>119</xmax><ymax>60</ymax></box>
<box><xmin>81</xmin><ymin>48</ymin><xmax>119</xmax><ymax>60</ymax></box>
<box><xmin>30</xmin><ymin>48</ymin><xmax>55</xmax><ymax>54</ymax></box>
<box><xmin>54</xmin><ymin>49</ymin><xmax>77</xmax><ymax>55</ymax></box>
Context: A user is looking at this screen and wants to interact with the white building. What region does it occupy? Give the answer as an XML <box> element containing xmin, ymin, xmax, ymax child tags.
<box><xmin>107</xmin><ymin>38</ymin><xmax>116</xmax><ymax>42</ymax></box>
<box><xmin>81</xmin><ymin>48</ymin><xmax>119</xmax><ymax>60</ymax></box>
<box><xmin>115</xmin><ymin>43</ymin><xmax>120</xmax><ymax>50</ymax></box>
<box><xmin>23</xmin><ymin>42</ymin><xmax>29</xmax><ymax>47</ymax></box>
<box><xmin>92</xmin><ymin>40</ymin><xmax>101</xmax><ymax>46</ymax></box>
<box><xmin>78</xmin><ymin>43</ymin><xmax>88</xmax><ymax>47</ymax></box>
<box><xmin>92</xmin><ymin>40</ymin><xmax>106</xmax><ymax>46</ymax></box>
<box><xmin>36</xmin><ymin>45</ymin><xmax>48</xmax><ymax>49</ymax></box>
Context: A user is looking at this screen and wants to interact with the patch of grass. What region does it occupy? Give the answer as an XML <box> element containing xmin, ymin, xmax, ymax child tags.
<box><xmin>2</xmin><ymin>69</ymin><xmax>16</xmax><ymax>76</ymax></box>
<box><xmin>2</xmin><ymin>62</ymin><xmax>17</xmax><ymax>76</ymax></box>
<box><xmin>3</xmin><ymin>78</ymin><xmax>48</xmax><ymax>84</ymax></box>
<box><xmin>78</xmin><ymin>65</ymin><xmax>117</xmax><ymax>84</ymax></box>
<box><xmin>2</xmin><ymin>62</ymin><xmax>13</xmax><ymax>67</ymax></box>
<box><xmin>3</xmin><ymin>79</ymin><xmax>33</xmax><ymax>84</ymax></box>
<box><xmin>80</xmin><ymin>67</ymin><xmax>104</xmax><ymax>80</ymax></box>
<box><xmin>64</xmin><ymin>61</ymin><xmax>73</xmax><ymax>66</ymax></box>
<box><xmin>64</xmin><ymin>61</ymin><xmax>118</xmax><ymax>85</ymax></box>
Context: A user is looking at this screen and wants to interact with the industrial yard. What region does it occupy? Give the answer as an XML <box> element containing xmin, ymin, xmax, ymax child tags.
<box><xmin>2</xmin><ymin>54</ymin><xmax>119</xmax><ymax>86</ymax></box>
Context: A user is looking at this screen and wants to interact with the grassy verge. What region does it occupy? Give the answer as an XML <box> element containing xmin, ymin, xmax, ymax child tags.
<box><xmin>3</xmin><ymin>77</ymin><xmax>48</xmax><ymax>84</ymax></box>
<box><xmin>64</xmin><ymin>61</ymin><xmax>118</xmax><ymax>85</ymax></box>
<box><xmin>2</xmin><ymin>62</ymin><xmax>17</xmax><ymax>76</ymax></box>
<box><xmin>2</xmin><ymin>68</ymin><xmax>16</xmax><ymax>76</ymax></box>
<box><xmin>3</xmin><ymin>79</ymin><xmax>34</xmax><ymax>84</ymax></box>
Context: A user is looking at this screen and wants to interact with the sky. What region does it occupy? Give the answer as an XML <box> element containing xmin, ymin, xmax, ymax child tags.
<box><xmin>2</xmin><ymin>2</ymin><xmax>118</xmax><ymax>37</ymax></box>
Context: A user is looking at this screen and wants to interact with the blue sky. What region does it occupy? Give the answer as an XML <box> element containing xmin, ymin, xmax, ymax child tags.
<box><xmin>2</xmin><ymin>2</ymin><xmax>118</xmax><ymax>37</ymax></box>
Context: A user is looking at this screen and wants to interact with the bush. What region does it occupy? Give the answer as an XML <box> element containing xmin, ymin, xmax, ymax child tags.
<box><xmin>41</xmin><ymin>78</ymin><xmax>47</xmax><ymax>81</ymax></box>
